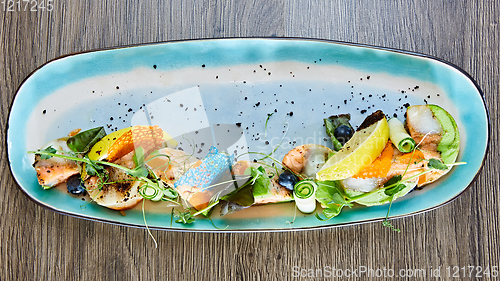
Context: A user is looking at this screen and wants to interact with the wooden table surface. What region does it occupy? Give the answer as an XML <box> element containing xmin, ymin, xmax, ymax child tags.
<box><xmin>1</xmin><ymin>1</ymin><xmax>498</xmax><ymax>280</ymax></box>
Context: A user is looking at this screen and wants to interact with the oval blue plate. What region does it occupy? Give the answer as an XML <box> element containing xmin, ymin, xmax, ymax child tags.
<box><xmin>7</xmin><ymin>38</ymin><xmax>489</xmax><ymax>232</ymax></box>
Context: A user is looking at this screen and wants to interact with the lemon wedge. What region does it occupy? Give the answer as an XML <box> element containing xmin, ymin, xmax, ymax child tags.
<box><xmin>316</xmin><ymin>114</ymin><xmax>389</xmax><ymax>181</ymax></box>
<box><xmin>88</xmin><ymin>126</ymin><xmax>177</xmax><ymax>161</ymax></box>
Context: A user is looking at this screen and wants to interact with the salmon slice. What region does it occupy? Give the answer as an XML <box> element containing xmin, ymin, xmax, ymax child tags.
<box><xmin>33</xmin><ymin>154</ymin><xmax>79</xmax><ymax>187</ymax></box>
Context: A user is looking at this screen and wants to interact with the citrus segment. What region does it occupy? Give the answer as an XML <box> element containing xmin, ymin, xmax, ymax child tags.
<box><xmin>316</xmin><ymin>115</ymin><xmax>389</xmax><ymax>181</ymax></box>
<box><xmin>88</xmin><ymin>125</ymin><xmax>177</xmax><ymax>161</ymax></box>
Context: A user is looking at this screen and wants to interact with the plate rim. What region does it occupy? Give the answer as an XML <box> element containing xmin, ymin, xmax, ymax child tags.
<box><xmin>6</xmin><ymin>37</ymin><xmax>491</xmax><ymax>232</ymax></box>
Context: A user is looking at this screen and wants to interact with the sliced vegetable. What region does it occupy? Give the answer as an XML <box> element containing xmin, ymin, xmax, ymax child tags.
<box><xmin>388</xmin><ymin>118</ymin><xmax>415</xmax><ymax>153</ymax></box>
<box><xmin>293</xmin><ymin>180</ymin><xmax>318</xmax><ymax>213</ymax></box>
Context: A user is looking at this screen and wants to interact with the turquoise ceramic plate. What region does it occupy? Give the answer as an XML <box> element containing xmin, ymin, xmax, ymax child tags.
<box><xmin>7</xmin><ymin>38</ymin><xmax>488</xmax><ymax>232</ymax></box>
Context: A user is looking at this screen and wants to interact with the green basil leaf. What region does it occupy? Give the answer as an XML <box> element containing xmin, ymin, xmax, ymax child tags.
<box><xmin>222</xmin><ymin>184</ymin><xmax>254</xmax><ymax>207</ymax></box>
<box><xmin>67</xmin><ymin>127</ymin><xmax>106</xmax><ymax>154</ymax></box>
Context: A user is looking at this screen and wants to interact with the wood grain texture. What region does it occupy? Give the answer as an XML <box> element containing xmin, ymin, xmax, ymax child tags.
<box><xmin>0</xmin><ymin>0</ymin><xmax>498</xmax><ymax>280</ymax></box>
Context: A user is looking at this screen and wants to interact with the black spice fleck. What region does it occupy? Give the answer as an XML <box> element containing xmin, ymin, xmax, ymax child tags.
<box><xmin>153</xmin><ymin>65</ymin><xmax>157</xmax><ymax>69</ymax></box>
<box><xmin>202</xmin><ymin>64</ymin><xmax>205</xmax><ymax>68</ymax></box>
<box><xmin>236</xmin><ymin>122</ymin><xmax>242</xmax><ymax>127</ymax></box>
<box><xmin>42</xmin><ymin>110</ymin><xmax>46</xmax><ymax>114</ymax></box>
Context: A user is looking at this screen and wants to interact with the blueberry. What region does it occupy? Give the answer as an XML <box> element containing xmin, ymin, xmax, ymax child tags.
<box><xmin>334</xmin><ymin>125</ymin><xmax>353</xmax><ymax>145</ymax></box>
<box><xmin>278</xmin><ymin>171</ymin><xmax>298</xmax><ymax>191</ymax></box>
<box><xmin>66</xmin><ymin>174</ymin><xmax>86</xmax><ymax>195</ymax></box>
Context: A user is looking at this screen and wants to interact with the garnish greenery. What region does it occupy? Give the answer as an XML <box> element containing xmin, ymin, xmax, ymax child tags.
<box><xmin>67</xmin><ymin>126</ymin><xmax>106</xmax><ymax>154</ymax></box>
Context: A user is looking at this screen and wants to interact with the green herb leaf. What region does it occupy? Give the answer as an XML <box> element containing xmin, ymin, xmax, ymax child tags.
<box><xmin>428</xmin><ymin>158</ymin><xmax>448</xmax><ymax>170</ymax></box>
<box><xmin>163</xmin><ymin>188</ymin><xmax>178</xmax><ymax>199</ymax></box>
<box><xmin>383</xmin><ymin>175</ymin><xmax>406</xmax><ymax>196</ymax></box>
<box><xmin>133</xmin><ymin>147</ymin><xmax>146</xmax><ymax>167</ymax></box>
<box><xmin>39</xmin><ymin>146</ymin><xmax>57</xmax><ymax>159</ymax></box>
<box><xmin>250</xmin><ymin>166</ymin><xmax>272</xmax><ymax>199</ymax></box>
<box><xmin>128</xmin><ymin>166</ymin><xmax>149</xmax><ymax>178</ymax></box>
<box><xmin>315</xmin><ymin>181</ymin><xmax>352</xmax><ymax>219</ymax></box>
<box><xmin>384</xmin><ymin>183</ymin><xmax>406</xmax><ymax>196</ymax></box>
<box><xmin>85</xmin><ymin>159</ymin><xmax>105</xmax><ymax>176</ymax></box>
<box><xmin>175</xmin><ymin>210</ymin><xmax>195</xmax><ymax>224</ymax></box>
<box><xmin>67</xmin><ymin>127</ymin><xmax>106</xmax><ymax>154</ymax></box>
<box><xmin>383</xmin><ymin>219</ymin><xmax>401</xmax><ymax>232</ymax></box>
<box><xmin>384</xmin><ymin>175</ymin><xmax>402</xmax><ymax>187</ymax></box>
<box><xmin>222</xmin><ymin>184</ymin><xmax>254</xmax><ymax>207</ymax></box>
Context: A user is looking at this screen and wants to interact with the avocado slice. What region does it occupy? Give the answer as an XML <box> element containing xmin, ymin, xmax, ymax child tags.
<box><xmin>427</xmin><ymin>105</ymin><xmax>460</xmax><ymax>164</ymax></box>
<box><xmin>342</xmin><ymin>180</ymin><xmax>416</xmax><ymax>206</ymax></box>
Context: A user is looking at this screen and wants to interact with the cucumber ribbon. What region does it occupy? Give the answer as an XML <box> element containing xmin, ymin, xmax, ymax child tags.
<box><xmin>388</xmin><ymin>118</ymin><xmax>416</xmax><ymax>153</ymax></box>
<box><xmin>293</xmin><ymin>180</ymin><xmax>318</xmax><ymax>214</ymax></box>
